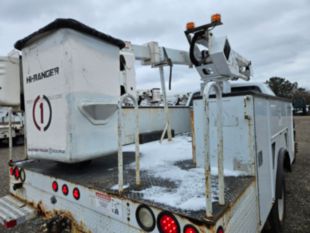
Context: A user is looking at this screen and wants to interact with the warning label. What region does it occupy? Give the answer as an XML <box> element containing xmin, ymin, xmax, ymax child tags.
<box><xmin>95</xmin><ymin>192</ymin><xmax>112</xmax><ymax>209</ymax></box>
<box><xmin>95</xmin><ymin>192</ymin><xmax>123</xmax><ymax>219</ymax></box>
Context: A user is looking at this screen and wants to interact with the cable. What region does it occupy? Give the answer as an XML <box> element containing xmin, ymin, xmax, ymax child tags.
<box><xmin>189</xmin><ymin>30</ymin><xmax>205</xmax><ymax>66</ymax></box>
<box><xmin>162</xmin><ymin>47</ymin><xmax>173</xmax><ymax>90</ymax></box>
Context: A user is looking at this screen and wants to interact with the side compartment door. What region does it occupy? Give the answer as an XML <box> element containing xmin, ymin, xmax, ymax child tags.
<box><xmin>253</xmin><ymin>97</ymin><xmax>274</xmax><ymax>227</ymax></box>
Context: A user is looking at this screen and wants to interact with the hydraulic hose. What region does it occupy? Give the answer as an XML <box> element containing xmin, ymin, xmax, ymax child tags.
<box><xmin>189</xmin><ymin>31</ymin><xmax>205</xmax><ymax>67</ymax></box>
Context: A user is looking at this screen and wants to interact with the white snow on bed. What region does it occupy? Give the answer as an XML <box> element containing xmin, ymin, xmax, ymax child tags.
<box><xmin>122</xmin><ymin>135</ymin><xmax>245</xmax><ymax>211</ymax></box>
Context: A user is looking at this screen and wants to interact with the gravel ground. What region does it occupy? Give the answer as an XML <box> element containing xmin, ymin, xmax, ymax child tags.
<box><xmin>283</xmin><ymin>116</ymin><xmax>310</xmax><ymax>232</ymax></box>
<box><xmin>0</xmin><ymin>116</ymin><xmax>309</xmax><ymax>233</ymax></box>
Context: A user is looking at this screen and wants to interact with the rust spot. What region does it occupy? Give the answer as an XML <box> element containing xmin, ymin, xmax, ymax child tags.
<box><xmin>58</xmin><ymin>211</ymin><xmax>91</xmax><ymax>233</ymax></box>
<box><xmin>47</xmin><ymin>211</ymin><xmax>90</xmax><ymax>232</ymax></box>
<box><xmin>37</xmin><ymin>201</ymin><xmax>48</xmax><ymax>217</ymax></box>
<box><xmin>33</xmin><ymin>201</ymin><xmax>90</xmax><ymax>233</ymax></box>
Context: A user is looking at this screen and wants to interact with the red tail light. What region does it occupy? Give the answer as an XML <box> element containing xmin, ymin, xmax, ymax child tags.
<box><xmin>157</xmin><ymin>212</ymin><xmax>180</xmax><ymax>233</ymax></box>
<box><xmin>52</xmin><ymin>181</ymin><xmax>58</xmax><ymax>192</ymax></box>
<box><xmin>14</xmin><ymin>168</ymin><xmax>20</xmax><ymax>180</ymax></box>
<box><xmin>217</xmin><ymin>227</ymin><xmax>224</xmax><ymax>233</ymax></box>
<box><xmin>9</xmin><ymin>167</ymin><xmax>14</xmax><ymax>176</ymax></box>
<box><xmin>62</xmin><ymin>184</ymin><xmax>69</xmax><ymax>196</ymax></box>
<box><xmin>184</xmin><ymin>225</ymin><xmax>199</xmax><ymax>233</ymax></box>
<box><xmin>4</xmin><ymin>219</ymin><xmax>17</xmax><ymax>228</ymax></box>
<box><xmin>73</xmin><ymin>187</ymin><xmax>80</xmax><ymax>200</ymax></box>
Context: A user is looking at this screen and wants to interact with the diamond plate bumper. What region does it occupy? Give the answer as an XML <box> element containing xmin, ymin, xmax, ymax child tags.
<box><xmin>0</xmin><ymin>195</ymin><xmax>37</xmax><ymax>229</ymax></box>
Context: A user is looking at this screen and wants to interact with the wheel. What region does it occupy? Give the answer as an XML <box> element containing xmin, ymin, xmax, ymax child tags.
<box><xmin>303</xmin><ymin>107</ymin><xmax>307</xmax><ymax>115</ymax></box>
<box><xmin>269</xmin><ymin>172</ymin><xmax>286</xmax><ymax>233</ymax></box>
<box><xmin>13</xmin><ymin>135</ymin><xmax>24</xmax><ymax>146</ymax></box>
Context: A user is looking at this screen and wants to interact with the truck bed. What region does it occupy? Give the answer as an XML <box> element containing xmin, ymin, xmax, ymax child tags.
<box><xmin>20</xmin><ymin>136</ymin><xmax>254</xmax><ymax>225</ymax></box>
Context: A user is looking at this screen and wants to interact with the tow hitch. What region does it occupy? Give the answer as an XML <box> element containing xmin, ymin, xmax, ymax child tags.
<box><xmin>41</xmin><ymin>215</ymin><xmax>72</xmax><ymax>233</ymax></box>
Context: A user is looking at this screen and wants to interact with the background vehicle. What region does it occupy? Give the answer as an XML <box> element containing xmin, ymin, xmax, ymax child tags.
<box><xmin>0</xmin><ymin>108</ymin><xmax>24</xmax><ymax>145</ymax></box>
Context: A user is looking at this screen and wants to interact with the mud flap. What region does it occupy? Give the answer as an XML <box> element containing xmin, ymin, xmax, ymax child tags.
<box><xmin>0</xmin><ymin>195</ymin><xmax>37</xmax><ymax>229</ymax></box>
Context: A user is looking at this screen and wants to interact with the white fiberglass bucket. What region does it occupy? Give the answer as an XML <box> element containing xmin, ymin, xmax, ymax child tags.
<box><xmin>15</xmin><ymin>19</ymin><xmax>125</xmax><ymax>163</ymax></box>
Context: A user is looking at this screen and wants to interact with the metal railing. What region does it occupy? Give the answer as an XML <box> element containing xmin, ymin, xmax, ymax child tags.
<box><xmin>117</xmin><ymin>94</ymin><xmax>140</xmax><ymax>193</ymax></box>
<box><xmin>202</xmin><ymin>81</ymin><xmax>225</xmax><ymax>217</ymax></box>
<box><xmin>8</xmin><ymin>107</ymin><xmax>13</xmax><ymax>161</ymax></box>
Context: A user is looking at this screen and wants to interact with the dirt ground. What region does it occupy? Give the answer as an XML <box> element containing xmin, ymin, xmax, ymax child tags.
<box><xmin>0</xmin><ymin>116</ymin><xmax>309</xmax><ymax>233</ymax></box>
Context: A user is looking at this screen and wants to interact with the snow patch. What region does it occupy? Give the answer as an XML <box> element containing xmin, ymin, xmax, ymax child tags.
<box><xmin>121</xmin><ymin>135</ymin><xmax>246</xmax><ymax>211</ymax></box>
<box><xmin>124</xmin><ymin>136</ymin><xmax>192</xmax><ymax>170</ymax></box>
<box><xmin>111</xmin><ymin>183</ymin><xmax>130</xmax><ymax>190</ymax></box>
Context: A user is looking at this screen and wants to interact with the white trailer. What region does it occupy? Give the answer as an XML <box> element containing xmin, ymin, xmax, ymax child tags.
<box><xmin>0</xmin><ymin>16</ymin><xmax>294</xmax><ymax>233</ymax></box>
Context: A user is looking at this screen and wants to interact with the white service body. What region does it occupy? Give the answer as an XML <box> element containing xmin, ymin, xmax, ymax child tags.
<box><xmin>194</xmin><ymin>94</ymin><xmax>294</xmax><ymax>230</ymax></box>
<box><xmin>21</xmin><ymin>29</ymin><xmax>121</xmax><ymax>163</ymax></box>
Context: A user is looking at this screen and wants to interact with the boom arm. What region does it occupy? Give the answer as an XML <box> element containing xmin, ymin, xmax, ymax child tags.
<box><xmin>123</xmin><ymin>35</ymin><xmax>252</xmax><ymax>84</ymax></box>
<box><xmin>124</xmin><ymin>42</ymin><xmax>192</xmax><ymax>66</ymax></box>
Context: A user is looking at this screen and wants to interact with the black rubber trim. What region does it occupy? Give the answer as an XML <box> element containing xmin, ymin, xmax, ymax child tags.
<box><xmin>136</xmin><ymin>204</ymin><xmax>156</xmax><ymax>232</ymax></box>
<box><xmin>192</xmin><ymin>91</ymin><xmax>291</xmax><ymax>103</ymax></box>
<box><xmin>13</xmin><ymin>183</ymin><xmax>23</xmax><ymax>191</ymax></box>
<box><xmin>189</xmin><ymin>31</ymin><xmax>205</xmax><ymax>66</ymax></box>
<box><xmin>19</xmin><ymin>168</ymin><xmax>26</xmax><ymax>183</ymax></box>
<box><xmin>276</xmin><ymin>149</ymin><xmax>286</xmax><ymax>199</ymax></box>
<box><xmin>157</xmin><ymin>211</ymin><xmax>180</xmax><ymax>233</ymax></box>
<box><xmin>15</xmin><ymin>18</ymin><xmax>126</xmax><ymax>50</ymax></box>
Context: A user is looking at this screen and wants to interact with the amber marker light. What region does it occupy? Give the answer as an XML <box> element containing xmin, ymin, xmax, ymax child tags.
<box><xmin>186</xmin><ymin>22</ymin><xmax>196</xmax><ymax>30</ymax></box>
<box><xmin>211</xmin><ymin>13</ymin><xmax>221</xmax><ymax>23</ymax></box>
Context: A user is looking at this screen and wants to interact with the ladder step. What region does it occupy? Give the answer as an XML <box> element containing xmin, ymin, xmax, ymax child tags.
<box><xmin>0</xmin><ymin>195</ymin><xmax>37</xmax><ymax>229</ymax></box>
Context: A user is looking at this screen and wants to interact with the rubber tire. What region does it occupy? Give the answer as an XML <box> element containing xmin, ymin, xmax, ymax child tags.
<box><xmin>269</xmin><ymin>173</ymin><xmax>286</xmax><ymax>233</ymax></box>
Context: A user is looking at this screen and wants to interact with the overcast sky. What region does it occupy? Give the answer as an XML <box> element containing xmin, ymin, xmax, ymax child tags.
<box><xmin>0</xmin><ymin>0</ymin><xmax>309</xmax><ymax>93</ymax></box>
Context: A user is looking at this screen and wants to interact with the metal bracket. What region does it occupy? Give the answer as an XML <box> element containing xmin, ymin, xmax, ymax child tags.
<box><xmin>117</xmin><ymin>93</ymin><xmax>141</xmax><ymax>193</ymax></box>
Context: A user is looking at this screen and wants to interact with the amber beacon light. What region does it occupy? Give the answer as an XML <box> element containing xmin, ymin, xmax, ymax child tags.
<box><xmin>186</xmin><ymin>22</ymin><xmax>196</xmax><ymax>30</ymax></box>
<box><xmin>211</xmin><ymin>13</ymin><xmax>221</xmax><ymax>23</ymax></box>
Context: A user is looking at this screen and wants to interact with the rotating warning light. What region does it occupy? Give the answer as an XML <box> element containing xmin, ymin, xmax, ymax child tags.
<box><xmin>186</xmin><ymin>22</ymin><xmax>196</xmax><ymax>30</ymax></box>
<box><xmin>211</xmin><ymin>13</ymin><xmax>221</xmax><ymax>23</ymax></box>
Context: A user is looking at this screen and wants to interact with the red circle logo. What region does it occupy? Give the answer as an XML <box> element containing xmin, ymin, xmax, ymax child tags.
<box><xmin>32</xmin><ymin>95</ymin><xmax>52</xmax><ymax>131</ymax></box>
